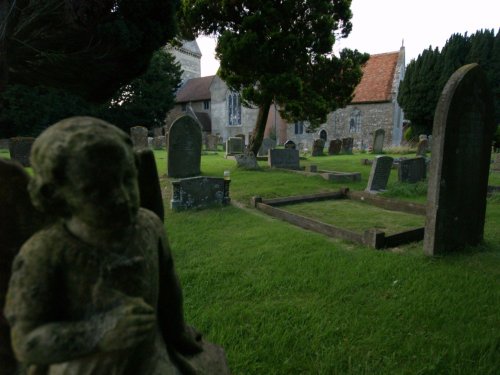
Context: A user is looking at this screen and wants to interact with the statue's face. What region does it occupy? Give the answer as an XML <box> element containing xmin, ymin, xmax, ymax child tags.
<box><xmin>62</xmin><ymin>140</ymin><xmax>140</xmax><ymax>229</ymax></box>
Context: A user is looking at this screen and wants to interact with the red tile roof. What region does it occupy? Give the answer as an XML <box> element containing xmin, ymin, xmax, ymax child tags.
<box><xmin>176</xmin><ymin>75</ymin><xmax>215</xmax><ymax>103</ymax></box>
<box><xmin>351</xmin><ymin>51</ymin><xmax>399</xmax><ymax>103</ymax></box>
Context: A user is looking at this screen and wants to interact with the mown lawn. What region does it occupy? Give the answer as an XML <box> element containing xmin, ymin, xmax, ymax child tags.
<box><xmin>159</xmin><ymin>150</ymin><xmax>500</xmax><ymax>375</ymax></box>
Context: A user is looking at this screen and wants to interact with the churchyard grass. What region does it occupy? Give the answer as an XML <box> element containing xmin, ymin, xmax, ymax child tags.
<box><xmin>160</xmin><ymin>150</ymin><xmax>500</xmax><ymax>374</ymax></box>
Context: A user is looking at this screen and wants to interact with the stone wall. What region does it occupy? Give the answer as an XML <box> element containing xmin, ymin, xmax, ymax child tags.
<box><xmin>168</xmin><ymin>46</ymin><xmax>201</xmax><ymax>84</ymax></box>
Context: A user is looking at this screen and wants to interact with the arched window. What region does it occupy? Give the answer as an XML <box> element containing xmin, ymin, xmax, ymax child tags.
<box><xmin>349</xmin><ymin>108</ymin><xmax>361</xmax><ymax>133</ymax></box>
<box><xmin>319</xmin><ymin>129</ymin><xmax>327</xmax><ymax>141</ymax></box>
<box><xmin>228</xmin><ymin>92</ymin><xmax>241</xmax><ymax>126</ymax></box>
<box><xmin>294</xmin><ymin>121</ymin><xmax>304</xmax><ymax>134</ymax></box>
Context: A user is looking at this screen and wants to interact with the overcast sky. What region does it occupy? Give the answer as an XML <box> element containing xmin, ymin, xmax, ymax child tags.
<box><xmin>197</xmin><ymin>0</ymin><xmax>499</xmax><ymax>76</ymax></box>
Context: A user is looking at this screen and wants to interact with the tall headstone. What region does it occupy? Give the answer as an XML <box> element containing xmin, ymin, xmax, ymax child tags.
<box><xmin>366</xmin><ymin>155</ymin><xmax>394</xmax><ymax>192</ymax></box>
<box><xmin>372</xmin><ymin>129</ymin><xmax>385</xmax><ymax>154</ymax></box>
<box><xmin>205</xmin><ymin>134</ymin><xmax>218</xmax><ymax>151</ymax></box>
<box><xmin>311</xmin><ymin>138</ymin><xmax>325</xmax><ymax>156</ymax></box>
<box><xmin>398</xmin><ymin>157</ymin><xmax>426</xmax><ymax>183</ymax></box>
<box><xmin>424</xmin><ymin>64</ymin><xmax>495</xmax><ymax>255</ymax></box>
<box><xmin>258</xmin><ymin>138</ymin><xmax>275</xmax><ymax>156</ymax></box>
<box><xmin>268</xmin><ymin>149</ymin><xmax>300</xmax><ymax>169</ymax></box>
<box><xmin>226</xmin><ymin>137</ymin><xmax>244</xmax><ymax>156</ymax></box>
<box><xmin>341</xmin><ymin>137</ymin><xmax>354</xmax><ymax>154</ymax></box>
<box><xmin>167</xmin><ymin>116</ymin><xmax>202</xmax><ymax>178</ymax></box>
<box><xmin>328</xmin><ymin>139</ymin><xmax>342</xmax><ymax>155</ymax></box>
<box><xmin>284</xmin><ymin>140</ymin><xmax>296</xmax><ymax>150</ymax></box>
<box><xmin>9</xmin><ymin>137</ymin><xmax>35</xmax><ymax>167</ymax></box>
<box><xmin>416</xmin><ymin>138</ymin><xmax>429</xmax><ymax>157</ymax></box>
<box><xmin>130</xmin><ymin>126</ymin><xmax>149</xmax><ymax>149</ymax></box>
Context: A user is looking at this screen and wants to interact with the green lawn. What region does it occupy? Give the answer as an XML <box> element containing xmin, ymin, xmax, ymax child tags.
<box><xmin>2</xmin><ymin>148</ymin><xmax>500</xmax><ymax>374</ymax></box>
<box><xmin>159</xmin><ymin>150</ymin><xmax>500</xmax><ymax>375</ymax></box>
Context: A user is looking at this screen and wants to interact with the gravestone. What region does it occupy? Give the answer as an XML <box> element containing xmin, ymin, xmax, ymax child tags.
<box><xmin>341</xmin><ymin>137</ymin><xmax>354</xmax><ymax>154</ymax></box>
<box><xmin>168</xmin><ymin>116</ymin><xmax>202</xmax><ymax>178</ymax></box>
<box><xmin>398</xmin><ymin>157</ymin><xmax>426</xmax><ymax>183</ymax></box>
<box><xmin>268</xmin><ymin>149</ymin><xmax>300</xmax><ymax>169</ymax></box>
<box><xmin>171</xmin><ymin>176</ymin><xmax>230</xmax><ymax>211</ymax></box>
<box><xmin>226</xmin><ymin>137</ymin><xmax>244</xmax><ymax>156</ymax></box>
<box><xmin>258</xmin><ymin>138</ymin><xmax>275</xmax><ymax>156</ymax></box>
<box><xmin>130</xmin><ymin>126</ymin><xmax>149</xmax><ymax>149</ymax></box>
<box><xmin>284</xmin><ymin>140</ymin><xmax>296</xmax><ymax>149</ymax></box>
<box><xmin>492</xmin><ymin>153</ymin><xmax>500</xmax><ymax>171</ymax></box>
<box><xmin>365</xmin><ymin>155</ymin><xmax>394</xmax><ymax>192</ymax></box>
<box><xmin>235</xmin><ymin>152</ymin><xmax>260</xmax><ymax>169</ymax></box>
<box><xmin>152</xmin><ymin>136</ymin><xmax>166</xmax><ymax>150</ymax></box>
<box><xmin>416</xmin><ymin>138</ymin><xmax>429</xmax><ymax>156</ymax></box>
<box><xmin>419</xmin><ymin>134</ymin><xmax>428</xmax><ymax>141</ymax></box>
<box><xmin>205</xmin><ymin>134</ymin><xmax>218</xmax><ymax>151</ymax></box>
<box><xmin>424</xmin><ymin>64</ymin><xmax>495</xmax><ymax>255</ymax></box>
<box><xmin>427</xmin><ymin>135</ymin><xmax>433</xmax><ymax>151</ymax></box>
<box><xmin>328</xmin><ymin>139</ymin><xmax>342</xmax><ymax>155</ymax></box>
<box><xmin>311</xmin><ymin>138</ymin><xmax>325</xmax><ymax>156</ymax></box>
<box><xmin>372</xmin><ymin>129</ymin><xmax>385</xmax><ymax>154</ymax></box>
<box><xmin>235</xmin><ymin>133</ymin><xmax>246</xmax><ymax>144</ymax></box>
<box><xmin>9</xmin><ymin>137</ymin><xmax>35</xmax><ymax>167</ymax></box>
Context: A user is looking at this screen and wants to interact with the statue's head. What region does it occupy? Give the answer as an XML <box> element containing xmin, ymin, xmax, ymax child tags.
<box><xmin>29</xmin><ymin>117</ymin><xmax>140</xmax><ymax>228</ymax></box>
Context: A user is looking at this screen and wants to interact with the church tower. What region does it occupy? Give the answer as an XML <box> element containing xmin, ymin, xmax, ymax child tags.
<box><xmin>167</xmin><ymin>40</ymin><xmax>202</xmax><ymax>85</ymax></box>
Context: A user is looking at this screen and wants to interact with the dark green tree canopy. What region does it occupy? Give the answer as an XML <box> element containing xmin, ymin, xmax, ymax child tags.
<box><xmin>398</xmin><ymin>29</ymin><xmax>499</xmax><ymax>135</ymax></box>
<box><xmin>1</xmin><ymin>0</ymin><xmax>177</xmax><ymax>102</ymax></box>
<box><xmin>0</xmin><ymin>49</ymin><xmax>182</xmax><ymax>137</ymax></box>
<box><xmin>180</xmin><ymin>0</ymin><xmax>368</xmax><ymax>154</ymax></box>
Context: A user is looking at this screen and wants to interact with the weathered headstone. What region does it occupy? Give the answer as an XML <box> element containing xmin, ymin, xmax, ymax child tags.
<box><xmin>130</xmin><ymin>126</ymin><xmax>149</xmax><ymax>149</ymax></box>
<box><xmin>341</xmin><ymin>137</ymin><xmax>354</xmax><ymax>154</ymax></box>
<box><xmin>258</xmin><ymin>138</ymin><xmax>275</xmax><ymax>156</ymax></box>
<box><xmin>168</xmin><ymin>116</ymin><xmax>202</xmax><ymax>178</ymax></box>
<box><xmin>372</xmin><ymin>129</ymin><xmax>385</xmax><ymax>154</ymax></box>
<box><xmin>226</xmin><ymin>137</ymin><xmax>244</xmax><ymax>156</ymax></box>
<box><xmin>9</xmin><ymin>137</ymin><xmax>35</xmax><ymax>167</ymax></box>
<box><xmin>398</xmin><ymin>157</ymin><xmax>426</xmax><ymax>183</ymax></box>
<box><xmin>235</xmin><ymin>152</ymin><xmax>260</xmax><ymax>169</ymax></box>
<box><xmin>424</xmin><ymin>64</ymin><xmax>495</xmax><ymax>255</ymax></box>
<box><xmin>268</xmin><ymin>149</ymin><xmax>300</xmax><ymax>169</ymax></box>
<box><xmin>366</xmin><ymin>155</ymin><xmax>394</xmax><ymax>192</ymax></box>
<box><xmin>171</xmin><ymin>176</ymin><xmax>230</xmax><ymax>211</ymax></box>
<box><xmin>416</xmin><ymin>138</ymin><xmax>429</xmax><ymax>157</ymax></box>
<box><xmin>311</xmin><ymin>138</ymin><xmax>325</xmax><ymax>156</ymax></box>
<box><xmin>328</xmin><ymin>139</ymin><xmax>342</xmax><ymax>155</ymax></box>
<box><xmin>284</xmin><ymin>140</ymin><xmax>296</xmax><ymax>149</ymax></box>
<box><xmin>205</xmin><ymin>134</ymin><xmax>218</xmax><ymax>151</ymax></box>
<box><xmin>152</xmin><ymin>136</ymin><xmax>166</xmax><ymax>149</ymax></box>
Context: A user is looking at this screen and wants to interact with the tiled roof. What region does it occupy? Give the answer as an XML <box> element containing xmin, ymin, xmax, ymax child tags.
<box><xmin>351</xmin><ymin>51</ymin><xmax>399</xmax><ymax>103</ymax></box>
<box><xmin>176</xmin><ymin>75</ymin><xmax>215</xmax><ymax>103</ymax></box>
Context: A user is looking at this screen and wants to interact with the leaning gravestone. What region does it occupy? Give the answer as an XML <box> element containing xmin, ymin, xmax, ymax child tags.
<box><xmin>9</xmin><ymin>137</ymin><xmax>35</xmax><ymax>167</ymax></box>
<box><xmin>205</xmin><ymin>134</ymin><xmax>218</xmax><ymax>151</ymax></box>
<box><xmin>328</xmin><ymin>139</ymin><xmax>342</xmax><ymax>155</ymax></box>
<box><xmin>366</xmin><ymin>155</ymin><xmax>394</xmax><ymax>192</ymax></box>
<box><xmin>341</xmin><ymin>137</ymin><xmax>354</xmax><ymax>154</ymax></box>
<box><xmin>258</xmin><ymin>138</ymin><xmax>275</xmax><ymax>156</ymax></box>
<box><xmin>424</xmin><ymin>64</ymin><xmax>495</xmax><ymax>256</ymax></box>
<box><xmin>171</xmin><ymin>176</ymin><xmax>231</xmax><ymax>211</ymax></box>
<box><xmin>311</xmin><ymin>138</ymin><xmax>325</xmax><ymax>156</ymax></box>
<box><xmin>372</xmin><ymin>129</ymin><xmax>385</xmax><ymax>154</ymax></box>
<box><xmin>398</xmin><ymin>157</ymin><xmax>426</xmax><ymax>183</ymax></box>
<box><xmin>268</xmin><ymin>149</ymin><xmax>300</xmax><ymax>169</ymax></box>
<box><xmin>226</xmin><ymin>137</ymin><xmax>244</xmax><ymax>156</ymax></box>
<box><xmin>168</xmin><ymin>116</ymin><xmax>202</xmax><ymax>178</ymax></box>
<box><xmin>130</xmin><ymin>126</ymin><xmax>149</xmax><ymax>149</ymax></box>
<box><xmin>284</xmin><ymin>140</ymin><xmax>296</xmax><ymax>149</ymax></box>
<box><xmin>416</xmin><ymin>138</ymin><xmax>429</xmax><ymax>157</ymax></box>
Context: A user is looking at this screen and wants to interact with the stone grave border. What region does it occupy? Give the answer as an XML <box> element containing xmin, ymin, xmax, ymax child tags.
<box><xmin>276</xmin><ymin>166</ymin><xmax>361</xmax><ymax>182</ymax></box>
<box><xmin>251</xmin><ymin>188</ymin><xmax>425</xmax><ymax>249</ymax></box>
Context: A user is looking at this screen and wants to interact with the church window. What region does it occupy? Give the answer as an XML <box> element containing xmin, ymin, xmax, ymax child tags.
<box><xmin>349</xmin><ymin>109</ymin><xmax>361</xmax><ymax>133</ymax></box>
<box><xmin>181</xmin><ymin>103</ymin><xmax>187</xmax><ymax>112</ymax></box>
<box><xmin>228</xmin><ymin>92</ymin><xmax>241</xmax><ymax>126</ymax></box>
<box><xmin>203</xmin><ymin>100</ymin><xmax>210</xmax><ymax>110</ymax></box>
<box><xmin>294</xmin><ymin>121</ymin><xmax>304</xmax><ymax>134</ymax></box>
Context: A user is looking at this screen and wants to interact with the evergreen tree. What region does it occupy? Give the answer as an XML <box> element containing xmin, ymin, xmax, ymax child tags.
<box><xmin>179</xmin><ymin>0</ymin><xmax>368</xmax><ymax>155</ymax></box>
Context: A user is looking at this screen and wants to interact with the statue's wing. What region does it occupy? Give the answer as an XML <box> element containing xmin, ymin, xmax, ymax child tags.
<box><xmin>0</xmin><ymin>158</ymin><xmax>44</xmax><ymax>374</ymax></box>
<box><xmin>135</xmin><ymin>149</ymin><xmax>164</xmax><ymax>222</ymax></box>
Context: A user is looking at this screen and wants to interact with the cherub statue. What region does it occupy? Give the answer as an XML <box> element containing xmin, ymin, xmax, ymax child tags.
<box><xmin>4</xmin><ymin>117</ymin><xmax>229</xmax><ymax>374</ymax></box>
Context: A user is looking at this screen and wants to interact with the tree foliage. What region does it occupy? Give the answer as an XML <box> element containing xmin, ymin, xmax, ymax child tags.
<box><xmin>180</xmin><ymin>0</ymin><xmax>368</xmax><ymax>154</ymax></box>
<box><xmin>0</xmin><ymin>49</ymin><xmax>181</xmax><ymax>137</ymax></box>
<box><xmin>0</xmin><ymin>0</ymin><xmax>177</xmax><ymax>102</ymax></box>
<box><xmin>398</xmin><ymin>29</ymin><xmax>500</xmax><ymax>134</ymax></box>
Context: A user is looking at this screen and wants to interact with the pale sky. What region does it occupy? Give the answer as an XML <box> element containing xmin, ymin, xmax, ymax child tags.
<box><xmin>197</xmin><ymin>0</ymin><xmax>499</xmax><ymax>76</ymax></box>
